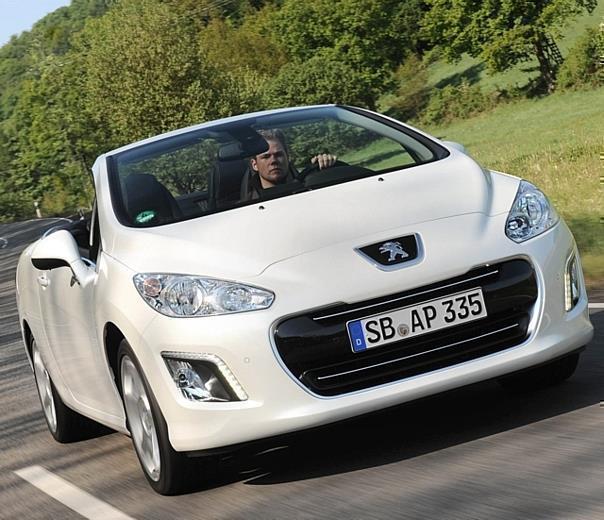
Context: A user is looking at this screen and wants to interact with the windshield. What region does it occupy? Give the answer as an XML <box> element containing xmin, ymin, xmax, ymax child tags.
<box><xmin>108</xmin><ymin>106</ymin><xmax>447</xmax><ymax>227</ymax></box>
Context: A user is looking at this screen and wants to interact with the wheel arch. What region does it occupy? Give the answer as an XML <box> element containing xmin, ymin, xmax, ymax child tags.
<box><xmin>104</xmin><ymin>322</ymin><xmax>125</xmax><ymax>387</ymax></box>
<box><xmin>22</xmin><ymin>319</ymin><xmax>33</xmax><ymax>365</ymax></box>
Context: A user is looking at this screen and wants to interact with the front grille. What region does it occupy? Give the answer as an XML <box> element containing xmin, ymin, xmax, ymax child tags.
<box><xmin>273</xmin><ymin>259</ymin><xmax>538</xmax><ymax>396</ymax></box>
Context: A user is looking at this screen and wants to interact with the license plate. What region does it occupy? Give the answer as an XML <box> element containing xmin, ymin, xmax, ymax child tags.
<box><xmin>347</xmin><ymin>288</ymin><xmax>487</xmax><ymax>353</ymax></box>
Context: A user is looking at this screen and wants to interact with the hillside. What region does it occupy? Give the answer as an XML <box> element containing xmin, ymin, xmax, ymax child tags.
<box><xmin>427</xmin><ymin>0</ymin><xmax>604</xmax><ymax>92</ymax></box>
<box><xmin>428</xmin><ymin>87</ymin><xmax>604</xmax><ymax>282</ymax></box>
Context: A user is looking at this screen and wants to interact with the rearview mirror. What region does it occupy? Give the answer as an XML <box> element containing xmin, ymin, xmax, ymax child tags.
<box><xmin>218</xmin><ymin>139</ymin><xmax>269</xmax><ymax>161</ymax></box>
<box><xmin>31</xmin><ymin>230</ymin><xmax>94</xmax><ymax>286</ymax></box>
<box><xmin>218</xmin><ymin>127</ymin><xmax>269</xmax><ymax>161</ymax></box>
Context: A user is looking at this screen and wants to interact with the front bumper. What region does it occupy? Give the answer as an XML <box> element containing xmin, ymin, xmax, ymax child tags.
<box><xmin>130</xmin><ymin>214</ymin><xmax>593</xmax><ymax>452</ymax></box>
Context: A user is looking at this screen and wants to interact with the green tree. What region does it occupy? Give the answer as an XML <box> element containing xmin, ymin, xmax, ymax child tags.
<box><xmin>32</xmin><ymin>0</ymin><xmax>111</xmax><ymax>56</ymax></box>
<box><xmin>198</xmin><ymin>15</ymin><xmax>288</xmax><ymax>111</ymax></box>
<box><xmin>0</xmin><ymin>0</ymin><xmax>110</xmax><ymax>121</ymax></box>
<box><xmin>199</xmin><ymin>17</ymin><xmax>286</xmax><ymax>79</ymax></box>
<box><xmin>264</xmin><ymin>0</ymin><xmax>428</xmax><ymax>107</ymax></box>
<box><xmin>271</xmin><ymin>0</ymin><xmax>425</xmax><ymax>67</ymax></box>
<box><xmin>557</xmin><ymin>26</ymin><xmax>603</xmax><ymax>89</ymax></box>
<box><xmin>164</xmin><ymin>0</ymin><xmax>262</xmax><ymax>27</ymax></box>
<box><xmin>267</xmin><ymin>47</ymin><xmax>383</xmax><ymax>108</ymax></box>
<box><xmin>76</xmin><ymin>0</ymin><xmax>261</xmax><ymax>145</ymax></box>
<box><xmin>388</xmin><ymin>54</ymin><xmax>430</xmax><ymax>120</ymax></box>
<box><xmin>0</xmin><ymin>0</ymin><xmax>111</xmax><ymax>220</ymax></box>
<box><xmin>8</xmin><ymin>52</ymin><xmax>103</xmax><ymax>213</ymax></box>
<box><xmin>422</xmin><ymin>0</ymin><xmax>597</xmax><ymax>92</ymax></box>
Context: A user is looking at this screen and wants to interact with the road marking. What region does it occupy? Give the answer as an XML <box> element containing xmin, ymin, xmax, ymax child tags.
<box><xmin>14</xmin><ymin>466</ymin><xmax>134</xmax><ymax>520</ymax></box>
<box><xmin>589</xmin><ymin>303</ymin><xmax>604</xmax><ymax>309</ymax></box>
<box><xmin>0</xmin><ymin>237</ymin><xmax>7</xmax><ymax>248</ymax></box>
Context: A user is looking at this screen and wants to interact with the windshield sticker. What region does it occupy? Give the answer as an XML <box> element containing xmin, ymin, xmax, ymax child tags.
<box><xmin>135</xmin><ymin>210</ymin><xmax>156</xmax><ymax>224</ymax></box>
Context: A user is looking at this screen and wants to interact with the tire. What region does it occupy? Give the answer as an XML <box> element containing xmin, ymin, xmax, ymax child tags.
<box><xmin>117</xmin><ymin>340</ymin><xmax>210</xmax><ymax>495</ymax></box>
<box><xmin>31</xmin><ymin>338</ymin><xmax>100</xmax><ymax>443</ymax></box>
<box><xmin>498</xmin><ymin>352</ymin><xmax>580</xmax><ymax>393</ymax></box>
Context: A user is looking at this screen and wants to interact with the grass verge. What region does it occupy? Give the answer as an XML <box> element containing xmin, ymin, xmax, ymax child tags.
<box><xmin>424</xmin><ymin>87</ymin><xmax>604</xmax><ymax>284</ymax></box>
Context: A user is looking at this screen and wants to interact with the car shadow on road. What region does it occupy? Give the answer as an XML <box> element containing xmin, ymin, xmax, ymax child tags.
<box><xmin>204</xmin><ymin>314</ymin><xmax>602</xmax><ymax>489</ymax></box>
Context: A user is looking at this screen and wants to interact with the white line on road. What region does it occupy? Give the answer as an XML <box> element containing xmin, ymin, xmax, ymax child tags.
<box><xmin>589</xmin><ymin>303</ymin><xmax>604</xmax><ymax>309</ymax></box>
<box><xmin>15</xmin><ymin>465</ymin><xmax>134</xmax><ymax>520</ymax></box>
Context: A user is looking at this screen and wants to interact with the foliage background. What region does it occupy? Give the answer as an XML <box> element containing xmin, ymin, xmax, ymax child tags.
<box><xmin>0</xmin><ymin>0</ymin><xmax>602</xmax><ymax>279</ymax></box>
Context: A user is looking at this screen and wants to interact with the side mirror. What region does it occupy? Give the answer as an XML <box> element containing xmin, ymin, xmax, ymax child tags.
<box><xmin>31</xmin><ymin>230</ymin><xmax>94</xmax><ymax>286</ymax></box>
<box><xmin>443</xmin><ymin>141</ymin><xmax>467</xmax><ymax>154</ymax></box>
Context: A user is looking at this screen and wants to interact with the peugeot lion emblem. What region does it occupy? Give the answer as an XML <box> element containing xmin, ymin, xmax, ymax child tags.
<box><xmin>379</xmin><ymin>241</ymin><xmax>409</xmax><ymax>262</ymax></box>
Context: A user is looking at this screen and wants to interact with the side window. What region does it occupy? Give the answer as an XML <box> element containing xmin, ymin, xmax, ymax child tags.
<box><xmin>117</xmin><ymin>139</ymin><xmax>218</xmax><ymax>225</ymax></box>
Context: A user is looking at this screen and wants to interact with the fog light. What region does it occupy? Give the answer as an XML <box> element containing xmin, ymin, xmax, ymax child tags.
<box><xmin>564</xmin><ymin>251</ymin><xmax>581</xmax><ymax>311</ymax></box>
<box><xmin>162</xmin><ymin>353</ymin><xmax>247</xmax><ymax>402</ymax></box>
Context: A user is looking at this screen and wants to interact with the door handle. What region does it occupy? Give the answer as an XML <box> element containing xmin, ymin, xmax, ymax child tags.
<box><xmin>37</xmin><ymin>275</ymin><xmax>50</xmax><ymax>288</ymax></box>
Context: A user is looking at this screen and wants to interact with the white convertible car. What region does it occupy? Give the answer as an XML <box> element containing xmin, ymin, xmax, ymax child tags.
<box><xmin>16</xmin><ymin>105</ymin><xmax>593</xmax><ymax>494</ymax></box>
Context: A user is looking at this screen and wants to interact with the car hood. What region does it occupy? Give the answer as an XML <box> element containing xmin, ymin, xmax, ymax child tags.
<box><xmin>109</xmin><ymin>153</ymin><xmax>519</xmax><ymax>279</ymax></box>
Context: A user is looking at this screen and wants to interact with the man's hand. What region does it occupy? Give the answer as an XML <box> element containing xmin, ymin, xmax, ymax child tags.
<box><xmin>310</xmin><ymin>153</ymin><xmax>337</xmax><ymax>170</ymax></box>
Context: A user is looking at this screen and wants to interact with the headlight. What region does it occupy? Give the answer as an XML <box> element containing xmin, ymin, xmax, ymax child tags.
<box><xmin>133</xmin><ymin>274</ymin><xmax>274</xmax><ymax>317</ymax></box>
<box><xmin>505</xmin><ymin>181</ymin><xmax>559</xmax><ymax>243</ymax></box>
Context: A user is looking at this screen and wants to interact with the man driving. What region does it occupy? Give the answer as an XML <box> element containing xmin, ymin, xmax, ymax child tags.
<box><xmin>241</xmin><ymin>129</ymin><xmax>336</xmax><ymax>201</ymax></box>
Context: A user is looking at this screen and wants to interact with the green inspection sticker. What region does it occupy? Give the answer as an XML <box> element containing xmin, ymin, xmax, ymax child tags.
<box><xmin>135</xmin><ymin>210</ymin><xmax>156</xmax><ymax>224</ymax></box>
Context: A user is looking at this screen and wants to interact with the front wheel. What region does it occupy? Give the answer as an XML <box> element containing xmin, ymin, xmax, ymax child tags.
<box><xmin>498</xmin><ymin>352</ymin><xmax>581</xmax><ymax>392</ymax></box>
<box><xmin>31</xmin><ymin>338</ymin><xmax>100</xmax><ymax>442</ymax></box>
<box><xmin>118</xmin><ymin>341</ymin><xmax>212</xmax><ymax>495</ymax></box>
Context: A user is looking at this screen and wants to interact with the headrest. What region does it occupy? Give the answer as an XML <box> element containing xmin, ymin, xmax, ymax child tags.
<box><xmin>124</xmin><ymin>174</ymin><xmax>181</xmax><ymax>225</ymax></box>
<box><xmin>212</xmin><ymin>159</ymin><xmax>247</xmax><ymax>207</ymax></box>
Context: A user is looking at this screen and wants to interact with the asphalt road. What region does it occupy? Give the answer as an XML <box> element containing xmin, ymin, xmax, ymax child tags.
<box><xmin>1</xmin><ymin>219</ymin><xmax>602</xmax><ymax>520</ymax></box>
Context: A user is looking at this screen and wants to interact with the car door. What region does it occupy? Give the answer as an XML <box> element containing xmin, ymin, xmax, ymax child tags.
<box><xmin>37</xmin><ymin>204</ymin><xmax>119</xmax><ymax>415</ymax></box>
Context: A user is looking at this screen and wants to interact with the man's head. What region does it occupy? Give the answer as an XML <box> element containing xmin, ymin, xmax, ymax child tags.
<box><xmin>250</xmin><ymin>129</ymin><xmax>290</xmax><ymax>189</ymax></box>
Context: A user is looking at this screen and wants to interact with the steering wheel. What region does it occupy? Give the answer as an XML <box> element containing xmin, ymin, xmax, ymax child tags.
<box><xmin>298</xmin><ymin>159</ymin><xmax>349</xmax><ymax>182</ymax></box>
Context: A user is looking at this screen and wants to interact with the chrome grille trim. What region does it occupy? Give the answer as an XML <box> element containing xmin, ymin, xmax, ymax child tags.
<box><xmin>315</xmin><ymin>323</ymin><xmax>519</xmax><ymax>381</ymax></box>
<box><xmin>313</xmin><ymin>269</ymin><xmax>500</xmax><ymax>321</ymax></box>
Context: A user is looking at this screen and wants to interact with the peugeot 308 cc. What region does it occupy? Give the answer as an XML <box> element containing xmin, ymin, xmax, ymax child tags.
<box><xmin>16</xmin><ymin>105</ymin><xmax>593</xmax><ymax>494</ymax></box>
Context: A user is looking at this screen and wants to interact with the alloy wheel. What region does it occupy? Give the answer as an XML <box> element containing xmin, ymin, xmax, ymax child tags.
<box><xmin>32</xmin><ymin>344</ymin><xmax>57</xmax><ymax>433</ymax></box>
<box><xmin>121</xmin><ymin>355</ymin><xmax>161</xmax><ymax>481</ymax></box>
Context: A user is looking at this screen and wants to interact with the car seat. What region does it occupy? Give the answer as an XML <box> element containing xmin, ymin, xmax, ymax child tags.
<box><xmin>211</xmin><ymin>159</ymin><xmax>247</xmax><ymax>209</ymax></box>
<box><xmin>123</xmin><ymin>174</ymin><xmax>182</xmax><ymax>225</ymax></box>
